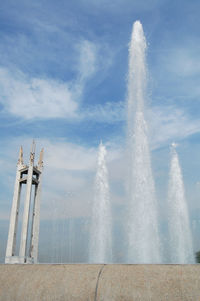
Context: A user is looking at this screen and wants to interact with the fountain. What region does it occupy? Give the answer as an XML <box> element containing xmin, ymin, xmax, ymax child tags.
<box><xmin>89</xmin><ymin>141</ymin><xmax>112</xmax><ymax>263</ymax></box>
<box><xmin>168</xmin><ymin>143</ymin><xmax>194</xmax><ymax>263</ymax></box>
<box><xmin>126</xmin><ymin>21</ymin><xmax>161</xmax><ymax>263</ymax></box>
<box><xmin>1</xmin><ymin>21</ymin><xmax>200</xmax><ymax>301</ymax></box>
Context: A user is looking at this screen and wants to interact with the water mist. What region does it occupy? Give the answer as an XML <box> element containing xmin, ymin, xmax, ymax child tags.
<box><xmin>126</xmin><ymin>21</ymin><xmax>161</xmax><ymax>263</ymax></box>
<box><xmin>89</xmin><ymin>142</ymin><xmax>112</xmax><ymax>263</ymax></box>
<box><xmin>168</xmin><ymin>144</ymin><xmax>194</xmax><ymax>263</ymax></box>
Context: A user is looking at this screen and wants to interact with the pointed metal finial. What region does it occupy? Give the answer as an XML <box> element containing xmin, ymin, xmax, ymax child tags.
<box><xmin>17</xmin><ymin>146</ymin><xmax>24</xmax><ymax>165</ymax></box>
<box><xmin>31</xmin><ymin>140</ymin><xmax>36</xmax><ymax>154</ymax></box>
<box><xmin>38</xmin><ymin>148</ymin><xmax>44</xmax><ymax>168</ymax></box>
<box><xmin>30</xmin><ymin>140</ymin><xmax>36</xmax><ymax>164</ymax></box>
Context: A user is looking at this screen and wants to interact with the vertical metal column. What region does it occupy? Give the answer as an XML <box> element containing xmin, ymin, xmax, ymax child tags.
<box><xmin>30</xmin><ymin>149</ymin><xmax>44</xmax><ymax>263</ymax></box>
<box><xmin>5</xmin><ymin>147</ymin><xmax>24</xmax><ymax>263</ymax></box>
<box><xmin>19</xmin><ymin>142</ymin><xmax>35</xmax><ymax>262</ymax></box>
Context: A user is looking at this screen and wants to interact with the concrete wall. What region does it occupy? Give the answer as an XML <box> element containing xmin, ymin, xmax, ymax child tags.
<box><xmin>0</xmin><ymin>264</ymin><xmax>200</xmax><ymax>300</ymax></box>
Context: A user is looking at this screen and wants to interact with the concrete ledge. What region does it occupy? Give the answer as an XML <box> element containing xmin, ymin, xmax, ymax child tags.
<box><xmin>0</xmin><ymin>264</ymin><xmax>200</xmax><ymax>300</ymax></box>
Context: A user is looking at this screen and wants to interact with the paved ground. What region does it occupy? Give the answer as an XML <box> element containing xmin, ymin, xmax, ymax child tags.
<box><xmin>0</xmin><ymin>264</ymin><xmax>200</xmax><ymax>300</ymax></box>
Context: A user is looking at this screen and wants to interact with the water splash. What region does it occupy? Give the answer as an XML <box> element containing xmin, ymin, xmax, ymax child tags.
<box><xmin>89</xmin><ymin>142</ymin><xmax>112</xmax><ymax>263</ymax></box>
<box><xmin>126</xmin><ymin>21</ymin><xmax>161</xmax><ymax>263</ymax></box>
<box><xmin>168</xmin><ymin>144</ymin><xmax>194</xmax><ymax>263</ymax></box>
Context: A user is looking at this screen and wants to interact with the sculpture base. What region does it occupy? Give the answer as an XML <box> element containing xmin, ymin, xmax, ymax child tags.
<box><xmin>5</xmin><ymin>256</ymin><xmax>33</xmax><ymax>264</ymax></box>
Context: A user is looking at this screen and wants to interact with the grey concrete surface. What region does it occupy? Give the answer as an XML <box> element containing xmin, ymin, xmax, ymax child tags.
<box><xmin>0</xmin><ymin>264</ymin><xmax>200</xmax><ymax>300</ymax></box>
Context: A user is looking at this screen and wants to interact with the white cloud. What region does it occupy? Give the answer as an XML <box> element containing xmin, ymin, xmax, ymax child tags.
<box><xmin>0</xmin><ymin>67</ymin><xmax>124</xmax><ymax>123</ymax></box>
<box><xmin>0</xmin><ymin>38</ymin><xmax>116</xmax><ymax>121</ymax></box>
<box><xmin>75</xmin><ymin>39</ymin><xmax>114</xmax><ymax>90</ymax></box>
<box><xmin>0</xmin><ymin>67</ymin><xmax>79</xmax><ymax>119</ymax></box>
<box><xmin>78</xmin><ymin>40</ymin><xmax>97</xmax><ymax>81</ymax></box>
<box><xmin>80</xmin><ymin>101</ymin><xmax>125</xmax><ymax>123</ymax></box>
<box><xmin>0</xmin><ymin>39</ymin><xmax>99</xmax><ymax>120</ymax></box>
<box><xmin>44</xmin><ymin>140</ymin><xmax>97</xmax><ymax>171</ymax></box>
<box><xmin>149</xmin><ymin>105</ymin><xmax>200</xmax><ymax>149</ymax></box>
<box><xmin>77</xmin><ymin>99</ymin><xmax>200</xmax><ymax>148</ymax></box>
<box><xmin>40</xmin><ymin>139</ymin><xmax>123</xmax><ymax>216</ymax></box>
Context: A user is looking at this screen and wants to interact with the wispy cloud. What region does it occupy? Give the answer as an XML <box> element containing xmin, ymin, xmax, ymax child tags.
<box><xmin>149</xmin><ymin>105</ymin><xmax>200</xmax><ymax>148</ymax></box>
<box><xmin>0</xmin><ymin>39</ymin><xmax>100</xmax><ymax>120</ymax></box>
<box><xmin>0</xmin><ymin>67</ymin><xmax>78</xmax><ymax>119</ymax></box>
<box><xmin>77</xmin><ymin>40</ymin><xmax>97</xmax><ymax>81</ymax></box>
<box><xmin>80</xmin><ymin>101</ymin><xmax>125</xmax><ymax>123</ymax></box>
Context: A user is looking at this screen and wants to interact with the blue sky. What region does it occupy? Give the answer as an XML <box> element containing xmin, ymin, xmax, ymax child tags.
<box><xmin>1</xmin><ymin>0</ymin><xmax>200</xmax><ymax>262</ymax></box>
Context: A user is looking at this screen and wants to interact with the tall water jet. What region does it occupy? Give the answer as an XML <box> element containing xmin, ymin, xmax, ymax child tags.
<box><xmin>168</xmin><ymin>143</ymin><xmax>194</xmax><ymax>263</ymax></box>
<box><xmin>126</xmin><ymin>21</ymin><xmax>161</xmax><ymax>263</ymax></box>
<box><xmin>89</xmin><ymin>142</ymin><xmax>112</xmax><ymax>263</ymax></box>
